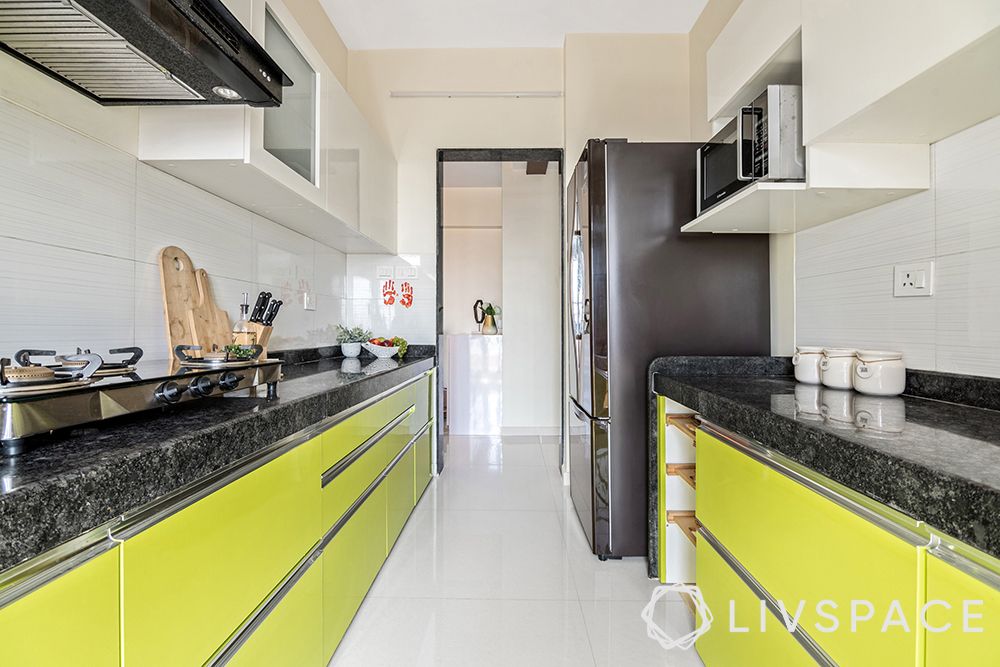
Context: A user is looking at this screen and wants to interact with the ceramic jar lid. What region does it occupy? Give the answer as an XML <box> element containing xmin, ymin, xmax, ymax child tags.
<box><xmin>795</xmin><ymin>345</ymin><xmax>824</xmax><ymax>354</ymax></box>
<box><xmin>822</xmin><ymin>347</ymin><xmax>857</xmax><ymax>358</ymax></box>
<box><xmin>857</xmin><ymin>350</ymin><xmax>903</xmax><ymax>362</ymax></box>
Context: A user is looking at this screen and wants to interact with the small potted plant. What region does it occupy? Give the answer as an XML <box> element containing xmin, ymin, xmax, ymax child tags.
<box><xmin>336</xmin><ymin>325</ymin><xmax>372</xmax><ymax>358</ymax></box>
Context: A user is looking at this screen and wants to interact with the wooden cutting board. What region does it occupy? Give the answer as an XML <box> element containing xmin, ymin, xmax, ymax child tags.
<box><xmin>159</xmin><ymin>246</ymin><xmax>232</xmax><ymax>356</ymax></box>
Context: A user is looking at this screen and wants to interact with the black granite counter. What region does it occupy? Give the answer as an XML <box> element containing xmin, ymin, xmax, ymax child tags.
<box><xmin>648</xmin><ymin>356</ymin><xmax>1000</xmax><ymax>575</ymax></box>
<box><xmin>0</xmin><ymin>354</ymin><xmax>435</xmax><ymax>573</ymax></box>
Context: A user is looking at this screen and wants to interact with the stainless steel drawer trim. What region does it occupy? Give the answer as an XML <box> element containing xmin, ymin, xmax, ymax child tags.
<box><xmin>698</xmin><ymin>421</ymin><xmax>929</xmax><ymax>547</ymax></box>
<box><xmin>207</xmin><ymin>417</ymin><xmax>434</xmax><ymax>666</ymax></box>
<box><xmin>321</xmin><ymin>404</ymin><xmax>416</xmax><ymax>488</ymax></box>
<box><xmin>700</xmin><ymin>526</ymin><xmax>838</xmax><ymax>667</ymax></box>
<box><xmin>0</xmin><ymin>521</ymin><xmax>118</xmax><ymax>611</ymax></box>
<box><xmin>928</xmin><ymin>536</ymin><xmax>1000</xmax><ymax>592</ymax></box>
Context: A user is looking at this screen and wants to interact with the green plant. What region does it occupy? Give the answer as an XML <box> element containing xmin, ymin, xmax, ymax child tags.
<box><xmin>336</xmin><ymin>325</ymin><xmax>373</xmax><ymax>344</ymax></box>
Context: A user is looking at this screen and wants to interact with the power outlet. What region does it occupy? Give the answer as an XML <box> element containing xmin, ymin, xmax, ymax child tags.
<box><xmin>894</xmin><ymin>261</ymin><xmax>934</xmax><ymax>297</ymax></box>
<box><xmin>302</xmin><ymin>292</ymin><xmax>317</xmax><ymax>311</ymax></box>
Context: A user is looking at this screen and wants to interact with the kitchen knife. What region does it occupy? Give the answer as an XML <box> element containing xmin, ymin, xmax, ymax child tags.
<box><xmin>250</xmin><ymin>291</ymin><xmax>270</xmax><ymax>323</ymax></box>
<box><xmin>262</xmin><ymin>299</ymin><xmax>283</xmax><ymax>326</ymax></box>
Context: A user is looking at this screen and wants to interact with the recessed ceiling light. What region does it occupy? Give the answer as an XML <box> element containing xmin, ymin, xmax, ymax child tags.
<box><xmin>213</xmin><ymin>86</ymin><xmax>242</xmax><ymax>100</ymax></box>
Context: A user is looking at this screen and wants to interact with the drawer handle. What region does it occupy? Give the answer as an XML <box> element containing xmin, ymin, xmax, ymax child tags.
<box><xmin>666</xmin><ymin>463</ymin><xmax>696</xmax><ymax>490</ymax></box>
<box><xmin>667</xmin><ymin>511</ymin><xmax>699</xmax><ymax>547</ymax></box>
<box><xmin>321</xmin><ymin>404</ymin><xmax>416</xmax><ymax>487</ymax></box>
<box><xmin>666</xmin><ymin>415</ymin><xmax>698</xmax><ymax>442</ymax></box>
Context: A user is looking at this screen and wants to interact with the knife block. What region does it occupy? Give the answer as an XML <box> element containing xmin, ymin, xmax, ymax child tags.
<box><xmin>247</xmin><ymin>322</ymin><xmax>274</xmax><ymax>359</ymax></box>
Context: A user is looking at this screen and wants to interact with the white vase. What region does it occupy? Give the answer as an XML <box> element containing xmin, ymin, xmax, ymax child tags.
<box><xmin>341</xmin><ymin>342</ymin><xmax>361</xmax><ymax>358</ymax></box>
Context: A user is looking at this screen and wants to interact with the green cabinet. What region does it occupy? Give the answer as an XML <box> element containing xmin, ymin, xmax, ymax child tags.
<box><xmin>415</xmin><ymin>427</ymin><xmax>433</xmax><ymax>498</ymax></box>
<box><xmin>0</xmin><ymin>547</ymin><xmax>121</xmax><ymax>666</ymax></box>
<box><xmin>322</xmin><ymin>485</ymin><xmax>387</xmax><ymax>660</ymax></box>
<box><xmin>924</xmin><ymin>551</ymin><xmax>1000</xmax><ymax>666</ymax></box>
<box><xmin>387</xmin><ymin>445</ymin><xmax>416</xmax><ymax>547</ymax></box>
<box><xmin>227</xmin><ymin>563</ymin><xmax>324</xmax><ymax>667</ymax></box>
<box><xmin>697</xmin><ymin>428</ymin><xmax>922</xmax><ymax>666</ymax></box>
<box><xmin>121</xmin><ymin>436</ymin><xmax>321</xmax><ymax>666</ymax></box>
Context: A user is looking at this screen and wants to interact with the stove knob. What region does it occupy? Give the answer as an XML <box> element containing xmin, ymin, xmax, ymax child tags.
<box><xmin>155</xmin><ymin>381</ymin><xmax>184</xmax><ymax>404</ymax></box>
<box><xmin>189</xmin><ymin>376</ymin><xmax>215</xmax><ymax>397</ymax></box>
<box><xmin>218</xmin><ymin>372</ymin><xmax>242</xmax><ymax>392</ymax></box>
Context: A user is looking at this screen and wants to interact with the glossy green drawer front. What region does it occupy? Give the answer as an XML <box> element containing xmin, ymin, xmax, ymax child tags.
<box><xmin>323</xmin><ymin>416</ymin><xmax>410</xmax><ymax>530</ymax></box>
<box><xmin>0</xmin><ymin>547</ymin><xmax>120</xmax><ymax>666</ymax></box>
<box><xmin>415</xmin><ymin>428</ymin><xmax>433</xmax><ymax>498</ymax></box>
<box><xmin>696</xmin><ymin>535</ymin><xmax>814</xmax><ymax>667</ymax></box>
<box><xmin>323</xmin><ymin>485</ymin><xmax>387</xmax><ymax>660</ymax></box>
<box><xmin>925</xmin><ymin>553</ymin><xmax>1000</xmax><ymax>665</ymax></box>
<box><xmin>227</xmin><ymin>562</ymin><xmax>323</xmax><ymax>667</ymax></box>
<box><xmin>122</xmin><ymin>437</ymin><xmax>321</xmax><ymax>667</ymax></box>
<box><xmin>697</xmin><ymin>429</ymin><xmax>920</xmax><ymax>667</ymax></box>
<box><xmin>387</xmin><ymin>445</ymin><xmax>416</xmax><ymax>547</ymax></box>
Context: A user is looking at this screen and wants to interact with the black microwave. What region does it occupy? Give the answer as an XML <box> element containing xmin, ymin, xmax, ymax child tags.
<box><xmin>696</xmin><ymin>84</ymin><xmax>805</xmax><ymax>215</ymax></box>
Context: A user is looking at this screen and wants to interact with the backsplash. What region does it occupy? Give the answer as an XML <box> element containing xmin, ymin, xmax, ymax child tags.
<box><xmin>0</xmin><ymin>96</ymin><xmax>432</xmax><ymax>360</ymax></box>
<box><xmin>797</xmin><ymin>113</ymin><xmax>1000</xmax><ymax>377</ymax></box>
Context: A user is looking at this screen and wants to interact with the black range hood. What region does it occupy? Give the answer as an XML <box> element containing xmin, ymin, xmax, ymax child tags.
<box><xmin>0</xmin><ymin>0</ymin><xmax>292</xmax><ymax>106</ymax></box>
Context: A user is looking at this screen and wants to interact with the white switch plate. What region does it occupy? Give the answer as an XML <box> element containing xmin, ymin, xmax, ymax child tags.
<box><xmin>395</xmin><ymin>265</ymin><xmax>418</xmax><ymax>280</ymax></box>
<box><xmin>303</xmin><ymin>292</ymin><xmax>317</xmax><ymax>311</ymax></box>
<box><xmin>894</xmin><ymin>261</ymin><xmax>934</xmax><ymax>297</ymax></box>
<box><xmin>376</xmin><ymin>265</ymin><xmax>394</xmax><ymax>279</ymax></box>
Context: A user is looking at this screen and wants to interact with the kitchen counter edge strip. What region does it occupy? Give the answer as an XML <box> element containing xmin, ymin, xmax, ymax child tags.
<box><xmin>207</xmin><ymin>417</ymin><xmax>435</xmax><ymax>666</ymax></box>
<box><xmin>700</xmin><ymin>419</ymin><xmax>1000</xmax><ymax>589</ymax></box>
<box><xmin>0</xmin><ymin>369</ymin><xmax>435</xmax><ymax>610</ymax></box>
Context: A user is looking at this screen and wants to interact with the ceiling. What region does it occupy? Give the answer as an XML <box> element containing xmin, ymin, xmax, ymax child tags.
<box><xmin>321</xmin><ymin>0</ymin><xmax>709</xmax><ymax>50</ymax></box>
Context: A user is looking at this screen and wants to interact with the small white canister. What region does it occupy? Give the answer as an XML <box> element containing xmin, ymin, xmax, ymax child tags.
<box><xmin>854</xmin><ymin>350</ymin><xmax>906</xmax><ymax>396</ymax></box>
<box><xmin>820</xmin><ymin>348</ymin><xmax>858</xmax><ymax>389</ymax></box>
<box><xmin>792</xmin><ymin>346</ymin><xmax>824</xmax><ymax>384</ymax></box>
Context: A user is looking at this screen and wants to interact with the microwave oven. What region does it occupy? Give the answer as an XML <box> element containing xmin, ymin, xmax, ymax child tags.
<box><xmin>696</xmin><ymin>84</ymin><xmax>805</xmax><ymax>215</ymax></box>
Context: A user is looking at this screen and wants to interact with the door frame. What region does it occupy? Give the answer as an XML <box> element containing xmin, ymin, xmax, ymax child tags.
<box><xmin>435</xmin><ymin>148</ymin><xmax>565</xmax><ymax>473</ymax></box>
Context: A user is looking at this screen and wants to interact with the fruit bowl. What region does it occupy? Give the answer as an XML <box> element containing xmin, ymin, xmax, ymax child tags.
<box><xmin>363</xmin><ymin>342</ymin><xmax>399</xmax><ymax>359</ymax></box>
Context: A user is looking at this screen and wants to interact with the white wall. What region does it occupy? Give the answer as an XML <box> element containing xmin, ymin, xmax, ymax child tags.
<box><xmin>442</xmin><ymin>187</ymin><xmax>503</xmax><ymax>335</ymax></box>
<box><xmin>0</xmin><ymin>76</ymin><xmax>348</xmax><ymax>360</ymax></box>
<box><xmin>796</xmin><ymin>113</ymin><xmax>1000</xmax><ymax>376</ymax></box>
<box><xmin>500</xmin><ymin>163</ymin><xmax>562</xmax><ymax>433</ymax></box>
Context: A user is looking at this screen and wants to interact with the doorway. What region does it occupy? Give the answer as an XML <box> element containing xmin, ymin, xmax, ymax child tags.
<box><xmin>435</xmin><ymin>148</ymin><xmax>564</xmax><ymax>474</ymax></box>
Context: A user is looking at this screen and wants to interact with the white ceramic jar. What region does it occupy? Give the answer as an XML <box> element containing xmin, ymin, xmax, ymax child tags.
<box><xmin>820</xmin><ymin>348</ymin><xmax>858</xmax><ymax>389</ymax></box>
<box><xmin>853</xmin><ymin>350</ymin><xmax>906</xmax><ymax>396</ymax></box>
<box><xmin>792</xmin><ymin>346</ymin><xmax>824</xmax><ymax>384</ymax></box>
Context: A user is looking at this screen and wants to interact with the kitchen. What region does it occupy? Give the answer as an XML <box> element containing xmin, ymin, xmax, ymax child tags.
<box><xmin>0</xmin><ymin>1</ymin><xmax>998</xmax><ymax>666</ymax></box>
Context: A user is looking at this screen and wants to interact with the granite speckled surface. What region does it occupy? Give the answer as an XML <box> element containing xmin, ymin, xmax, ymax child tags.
<box><xmin>647</xmin><ymin>356</ymin><xmax>1000</xmax><ymax>576</ymax></box>
<box><xmin>0</xmin><ymin>354</ymin><xmax>435</xmax><ymax>573</ymax></box>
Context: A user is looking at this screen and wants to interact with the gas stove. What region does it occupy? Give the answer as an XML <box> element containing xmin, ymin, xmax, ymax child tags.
<box><xmin>0</xmin><ymin>345</ymin><xmax>281</xmax><ymax>456</ymax></box>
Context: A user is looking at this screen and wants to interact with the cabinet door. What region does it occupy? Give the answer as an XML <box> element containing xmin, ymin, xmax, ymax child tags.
<box><xmin>415</xmin><ymin>428</ymin><xmax>433</xmax><ymax>498</ymax></box>
<box><xmin>697</xmin><ymin>430</ymin><xmax>920</xmax><ymax>666</ymax></box>
<box><xmin>0</xmin><ymin>547</ymin><xmax>120</xmax><ymax>666</ymax></box>
<box><xmin>122</xmin><ymin>438</ymin><xmax>321</xmax><ymax>666</ymax></box>
<box><xmin>925</xmin><ymin>553</ymin><xmax>1000</xmax><ymax>666</ymax></box>
<box><xmin>696</xmin><ymin>536</ymin><xmax>814</xmax><ymax>667</ymax></box>
<box><xmin>323</xmin><ymin>485</ymin><xmax>387</xmax><ymax>660</ymax></box>
<box><xmin>227</xmin><ymin>563</ymin><xmax>323</xmax><ymax>667</ymax></box>
<box><xmin>387</xmin><ymin>446</ymin><xmax>416</xmax><ymax>547</ymax></box>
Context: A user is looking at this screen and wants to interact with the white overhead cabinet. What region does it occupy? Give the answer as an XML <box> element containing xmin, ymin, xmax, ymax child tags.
<box><xmin>687</xmin><ymin>0</ymin><xmax>933</xmax><ymax>234</ymax></box>
<box><xmin>137</xmin><ymin>0</ymin><xmax>397</xmax><ymax>254</ymax></box>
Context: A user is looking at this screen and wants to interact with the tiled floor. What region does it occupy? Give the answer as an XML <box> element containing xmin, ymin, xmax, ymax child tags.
<box><xmin>329</xmin><ymin>434</ymin><xmax>705</xmax><ymax>667</ymax></box>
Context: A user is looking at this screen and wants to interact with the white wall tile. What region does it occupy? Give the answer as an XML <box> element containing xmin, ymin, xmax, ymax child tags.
<box><xmin>315</xmin><ymin>244</ymin><xmax>347</xmax><ymax>297</ymax></box>
<box><xmin>796</xmin><ymin>265</ymin><xmax>936</xmax><ymax>369</ymax></box>
<box><xmin>0</xmin><ymin>99</ymin><xmax>135</xmax><ymax>259</ymax></box>
<box><xmin>310</xmin><ymin>294</ymin><xmax>346</xmax><ymax>345</ymax></box>
<box><xmin>252</xmin><ymin>215</ymin><xmax>315</xmax><ymax>294</ymax></box>
<box><xmin>257</xmin><ymin>282</ymin><xmax>315</xmax><ymax>350</ymax></box>
<box><xmin>0</xmin><ymin>238</ymin><xmax>134</xmax><ymax>359</ymax></box>
<box><xmin>135</xmin><ymin>163</ymin><xmax>254</xmax><ymax>281</ymax></box>
<box><xmin>935</xmin><ymin>248</ymin><xmax>1000</xmax><ymax>376</ymax></box>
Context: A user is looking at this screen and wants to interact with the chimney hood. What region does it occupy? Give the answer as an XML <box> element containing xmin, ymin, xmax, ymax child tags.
<box><xmin>0</xmin><ymin>0</ymin><xmax>292</xmax><ymax>106</ymax></box>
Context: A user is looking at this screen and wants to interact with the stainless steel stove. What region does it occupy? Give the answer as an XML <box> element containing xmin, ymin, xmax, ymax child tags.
<box><xmin>0</xmin><ymin>346</ymin><xmax>281</xmax><ymax>456</ymax></box>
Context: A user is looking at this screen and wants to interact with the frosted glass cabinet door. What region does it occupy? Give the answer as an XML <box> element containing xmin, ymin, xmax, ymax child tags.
<box><xmin>263</xmin><ymin>9</ymin><xmax>316</xmax><ymax>183</ymax></box>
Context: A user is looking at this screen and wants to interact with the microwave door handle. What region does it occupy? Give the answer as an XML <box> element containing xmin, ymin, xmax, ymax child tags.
<box><xmin>736</xmin><ymin>106</ymin><xmax>755</xmax><ymax>181</ymax></box>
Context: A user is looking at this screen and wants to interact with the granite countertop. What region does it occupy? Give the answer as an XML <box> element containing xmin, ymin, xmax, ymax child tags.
<box><xmin>0</xmin><ymin>354</ymin><xmax>435</xmax><ymax>573</ymax></box>
<box><xmin>651</xmin><ymin>357</ymin><xmax>1000</xmax><ymax>560</ymax></box>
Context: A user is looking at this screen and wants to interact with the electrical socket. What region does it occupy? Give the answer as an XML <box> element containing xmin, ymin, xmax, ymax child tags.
<box><xmin>894</xmin><ymin>261</ymin><xmax>934</xmax><ymax>297</ymax></box>
<box><xmin>302</xmin><ymin>292</ymin><xmax>317</xmax><ymax>311</ymax></box>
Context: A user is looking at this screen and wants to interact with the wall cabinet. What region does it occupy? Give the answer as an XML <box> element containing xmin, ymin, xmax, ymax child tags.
<box><xmin>137</xmin><ymin>0</ymin><xmax>398</xmax><ymax>254</ymax></box>
<box><xmin>0</xmin><ymin>548</ymin><xmax>120</xmax><ymax>666</ymax></box>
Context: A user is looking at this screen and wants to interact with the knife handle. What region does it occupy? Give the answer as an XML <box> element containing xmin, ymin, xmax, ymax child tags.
<box><xmin>263</xmin><ymin>300</ymin><xmax>283</xmax><ymax>326</ymax></box>
<box><xmin>250</xmin><ymin>291</ymin><xmax>271</xmax><ymax>322</ymax></box>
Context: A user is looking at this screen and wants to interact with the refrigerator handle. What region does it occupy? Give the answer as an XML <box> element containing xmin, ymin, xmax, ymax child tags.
<box><xmin>583</xmin><ymin>298</ymin><xmax>591</xmax><ymax>334</ymax></box>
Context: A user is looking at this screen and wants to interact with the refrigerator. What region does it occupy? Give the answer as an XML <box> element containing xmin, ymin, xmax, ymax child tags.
<box><xmin>567</xmin><ymin>140</ymin><xmax>770</xmax><ymax>559</ymax></box>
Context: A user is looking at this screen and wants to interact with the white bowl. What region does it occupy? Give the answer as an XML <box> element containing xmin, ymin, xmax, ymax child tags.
<box><xmin>363</xmin><ymin>342</ymin><xmax>399</xmax><ymax>359</ymax></box>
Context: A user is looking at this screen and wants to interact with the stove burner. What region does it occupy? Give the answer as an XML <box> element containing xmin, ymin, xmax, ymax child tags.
<box><xmin>54</xmin><ymin>347</ymin><xmax>143</xmax><ymax>376</ymax></box>
<box><xmin>0</xmin><ymin>352</ymin><xmax>104</xmax><ymax>395</ymax></box>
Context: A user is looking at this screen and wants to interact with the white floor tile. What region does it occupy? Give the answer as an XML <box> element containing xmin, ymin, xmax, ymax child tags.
<box><xmin>433</xmin><ymin>463</ymin><xmax>557</xmax><ymax>511</ymax></box>
<box><xmin>579</xmin><ymin>598</ymin><xmax>704</xmax><ymax>667</ymax></box>
<box><xmin>445</xmin><ymin>437</ymin><xmax>545</xmax><ymax>466</ymax></box>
